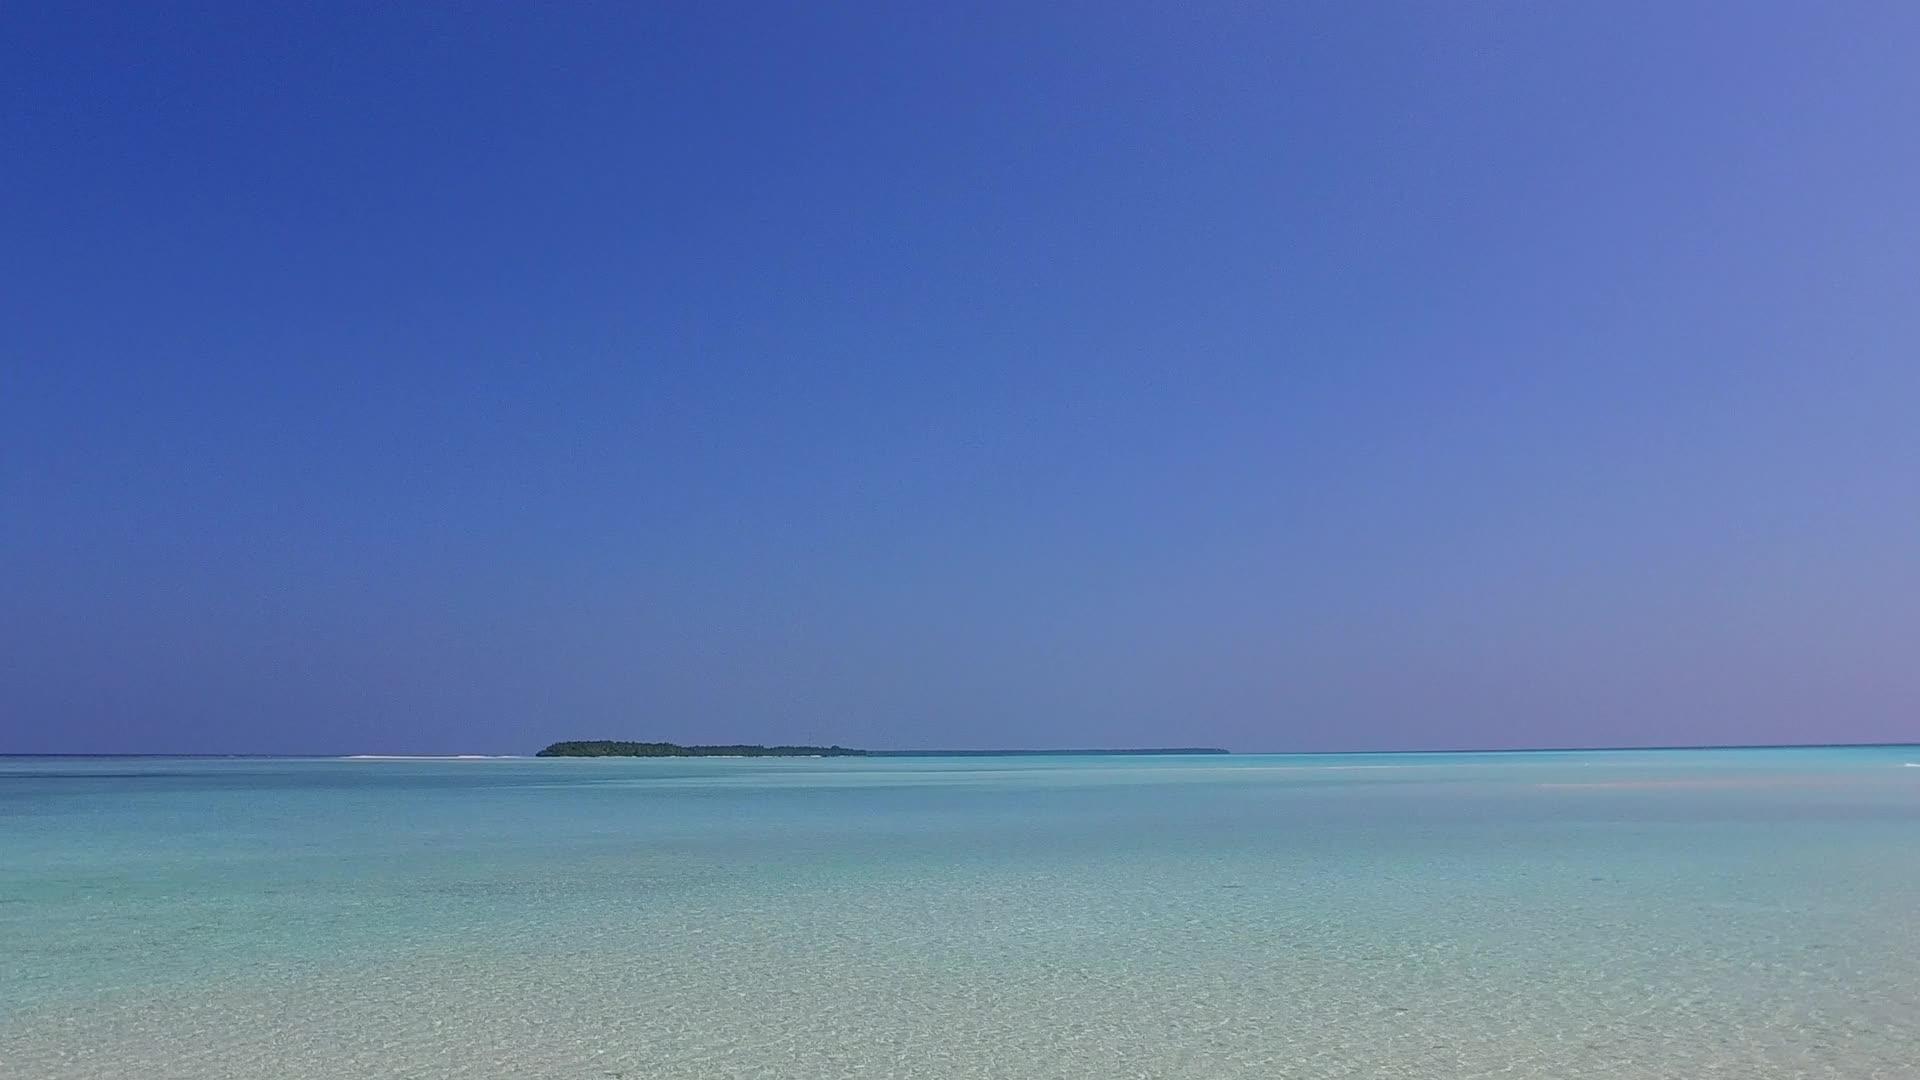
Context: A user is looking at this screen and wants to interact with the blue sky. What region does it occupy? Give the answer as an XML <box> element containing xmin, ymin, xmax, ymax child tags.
<box><xmin>4</xmin><ymin>4</ymin><xmax>1917</xmax><ymax>753</ymax></box>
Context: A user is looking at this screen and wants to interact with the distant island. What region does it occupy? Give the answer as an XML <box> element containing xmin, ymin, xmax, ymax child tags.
<box><xmin>536</xmin><ymin>741</ymin><xmax>1229</xmax><ymax>758</ymax></box>
<box><xmin>537</xmin><ymin>741</ymin><xmax>867</xmax><ymax>757</ymax></box>
<box><xmin>869</xmin><ymin>747</ymin><xmax>1228</xmax><ymax>756</ymax></box>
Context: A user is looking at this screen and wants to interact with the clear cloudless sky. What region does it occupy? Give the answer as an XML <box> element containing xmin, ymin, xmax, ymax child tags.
<box><xmin>4</xmin><ymin>4</ymin><xmax>1917</xmax><ymax>754</ymax></box>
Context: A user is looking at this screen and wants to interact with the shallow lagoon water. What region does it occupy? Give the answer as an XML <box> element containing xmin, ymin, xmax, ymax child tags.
<box><xmin>3</xmin><ymin>748</ymin><xmax>1917</xmax><ymax>1078</ymax></box>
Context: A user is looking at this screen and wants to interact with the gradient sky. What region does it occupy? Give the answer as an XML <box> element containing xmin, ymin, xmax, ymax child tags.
<box><xmin>4</xmin><ymin>4</ymin><xmax>1917</xmax><ymax>754</ymax></box>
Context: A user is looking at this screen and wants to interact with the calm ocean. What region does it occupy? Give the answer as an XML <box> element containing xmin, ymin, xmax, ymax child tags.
<box><xmin>3</xmin><ymin>748</ymin><xmax>1917</xmax><ymax>1078</ymax></box>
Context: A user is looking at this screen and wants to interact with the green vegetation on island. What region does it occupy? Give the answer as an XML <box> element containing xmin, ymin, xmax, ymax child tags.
<box><xmin>536</xmin><ymin>741</ymin><xmax>1230</xmax><ymax>758</ymax></box>
<box><xmin>869</xmin><ymin>747</ymin><xmax>1229</xmax><ymax>756</ymax></box>
<box><xmin>536</xmin><ymin>741</ymin><xmax>867</xmax><ymax>758</ymax></box>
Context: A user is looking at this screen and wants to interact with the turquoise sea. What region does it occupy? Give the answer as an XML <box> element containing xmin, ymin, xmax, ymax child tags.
<box><xmin>3</xmin><ymin>748</ymin><xmax>1917</xmax><ymax>1078</ymax></box>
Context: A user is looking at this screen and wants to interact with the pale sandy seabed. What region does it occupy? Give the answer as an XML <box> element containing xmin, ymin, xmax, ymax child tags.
<box><xmin>4</xmin><ymin>750</ymin><xmax>1916</xmax><ymax>1079</ymax></box>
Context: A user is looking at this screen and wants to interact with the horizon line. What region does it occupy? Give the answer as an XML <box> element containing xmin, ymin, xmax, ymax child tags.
<box><xmin>5</xmin><ymin>739</ymin><xmax>1918</xmax><ymax>759</ymax></box>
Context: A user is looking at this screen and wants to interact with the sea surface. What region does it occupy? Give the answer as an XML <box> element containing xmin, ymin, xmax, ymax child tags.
<box><xmin>3</xmin><ymin>748</ymin><xmax>1917</xmax><ymax>1079</ymax></box>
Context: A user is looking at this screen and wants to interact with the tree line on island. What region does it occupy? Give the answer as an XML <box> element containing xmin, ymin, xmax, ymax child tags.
<box><xmin>537</xmin><ymin>741</ymin><xmax>867</xmax><ymax>757</ymax></box>
<box><xmin>536</xmin><ymin>741</ymin><xmax>1229</xmax><ymax>757</ymax></box>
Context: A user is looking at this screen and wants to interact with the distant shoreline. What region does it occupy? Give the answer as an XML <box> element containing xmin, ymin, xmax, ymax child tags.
<box><xmin>533</xmin><ymin>740</ymin><xmax>1233</xmax><ymax>758</ymax></box>
<box><xmin>534</xmin><ymin>741</ymin><xmax>1234</xmax><ymax>758</ymax></box>
<box><xmin>867</xmin><ymin>747</ymin><xmax>1230</xmax><ymax>757</ymax></box>
<box><xmin>5</xmin><ymin>742</ymin><xmax>1917</xmax><ymax>759</ymax></box>
<box><xmin>535</xmin><ymin>741</ymin><xmax>868</xmax><ymax>758</ymax></box>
